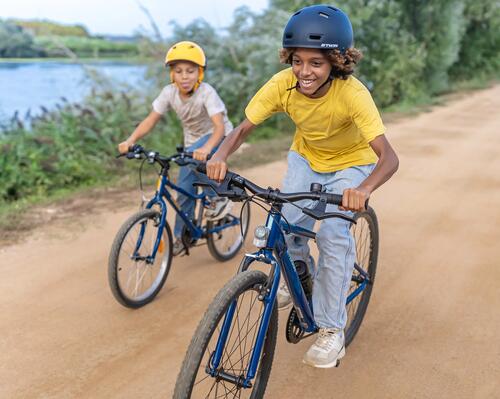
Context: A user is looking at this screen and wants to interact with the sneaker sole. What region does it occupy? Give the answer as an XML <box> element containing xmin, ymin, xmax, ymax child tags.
<box><xmin>302</xmin><ymin>346</ymin><xmax>346</xmax><ymax>369</ymax></box>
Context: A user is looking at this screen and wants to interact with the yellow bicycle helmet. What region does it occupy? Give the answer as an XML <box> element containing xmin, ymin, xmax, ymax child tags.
<box><xmin>165</xmin><ymin>41</ymin><xmax>206</xmax><ymax>92</ymax></box>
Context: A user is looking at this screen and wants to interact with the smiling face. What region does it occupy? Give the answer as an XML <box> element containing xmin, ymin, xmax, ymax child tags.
<box><xmin>291</xmin><ymin>48</ymin><xmax>332</xmax><ymax>98</ymax></box>
<box><xmin>170</xmin><ymin>61</ymin><xmax>200</xmax><ymax>94</ymax></box>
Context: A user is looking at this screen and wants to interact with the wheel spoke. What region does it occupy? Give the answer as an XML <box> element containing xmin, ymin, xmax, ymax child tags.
<box><xmin>185</xmin><ymin>272</ymin><xmax>275</xmax><ymax>399</ymax></box>
<box><xmin>111</xmin><ymin>211</ymin><xmax>171</xmax><ymax>306</ymax></box>
<box><xmin>345</xmin><ymin>212</ymin><xmax>377</xmax><ymax>344</ymax></box>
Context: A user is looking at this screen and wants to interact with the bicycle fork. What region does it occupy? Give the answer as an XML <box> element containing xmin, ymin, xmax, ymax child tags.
<box><xmin>132</xmin><ymin>200</ymin><xmax>168</xmax><ymax>263</ymax></box>
<box><xmin>206</xmin><ymin>258</ymin><xmax>281</xmax><ymax>389</ymax></box>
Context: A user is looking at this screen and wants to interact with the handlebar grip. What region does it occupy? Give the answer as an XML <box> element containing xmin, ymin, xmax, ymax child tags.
<box><xmin>196</xmin><ymin>163</ymin><xmax>207</xmax><ymax>174</ymax></box>
<box><xmin>325</xmin><ymin>193</ymin><xmax>343</xmax><ymax>205</ymax></box>
<box><xmin>325</xmin><ymin>193</ymin><xmax>369</xmax><ymax>210</ymax></box>
<box><xmin>186</xmin><ymin>151</ymin><xmax>212</xmax><ymax>161</ymax></box>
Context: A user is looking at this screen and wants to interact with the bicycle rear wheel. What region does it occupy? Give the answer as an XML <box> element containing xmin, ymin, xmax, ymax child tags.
<box><xmin>174</xmin><ymin>270</ymin><xmax>277</xmax><ymax>399</ymax></box>
<box><xmin>108</xmin><ymin>209</ymin><xmax>173</xmax><ymax>308</ymax></box>
<box><xmin>345</xmin><ymin>207</ymin><xmax>379</xmax><ymax>346</ymax></box>
<box><xmin>207</xmin><ymin>201</ymin><xmax>251</xmax><ymax>262</ymax></box>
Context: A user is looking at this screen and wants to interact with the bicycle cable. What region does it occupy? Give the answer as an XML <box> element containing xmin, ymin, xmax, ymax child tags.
<box><xmin>245</xmin><ymin>195</ymin><xmax>294</xmax><ymax>234</ymax></box>
<box><xmin>138</xmin><ymin>158</ymin><xmax>147</xmax><ymax>207</ymax></box>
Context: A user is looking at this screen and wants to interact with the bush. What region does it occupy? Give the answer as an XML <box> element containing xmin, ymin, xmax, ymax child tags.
<box><xmin>0</xmin><ymin>20</ymin><xmax>44</xmax><ymax>57</ymax></box>
<box><xmin>0</xmin><ymin>87</ymin><xmax>182</xmax><ymax>202</ymax></box>
<box><xmin>34</xmin><ymin>36</ymin><xmax>139</xmax><ymax>58</ymax></box>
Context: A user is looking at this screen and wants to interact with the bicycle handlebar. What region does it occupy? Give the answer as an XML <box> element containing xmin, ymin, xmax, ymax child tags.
<box><xmin>195</xmin><ymin>163</ymin><xmax>343</xmax><ymax>206</ymax></box>
<box><xmin>116</xmin><ymin>144</ymin><xmax>210</xmax><ymax>168</ymax></box>
<box><xmin>117</xmin><ymin>145</ymin><xmax>362</xmax><ymax>221</ymax></box>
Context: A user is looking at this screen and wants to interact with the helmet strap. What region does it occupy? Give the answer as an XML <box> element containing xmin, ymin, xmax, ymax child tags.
<box><xmin>287</xmin><ymin>69</ymin><xmax>335</xmax><ymax>95</ymax></box>
<box><xmin>311</xmin><ymin>69</ymin><xmax>335</xmax><ymax>96</ymax></box>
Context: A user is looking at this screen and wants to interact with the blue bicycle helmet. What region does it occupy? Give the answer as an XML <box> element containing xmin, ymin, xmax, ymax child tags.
<box><xmin>282</xmin><ymin>5</ymin><xmax>353</xmax><ymax>53</ymax></box>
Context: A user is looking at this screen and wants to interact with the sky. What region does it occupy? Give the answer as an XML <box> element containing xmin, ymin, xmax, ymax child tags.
<box><xmin>0</xmin><ymin>0</ymin><xmax>269</xmax><ymax>36</ymax></box>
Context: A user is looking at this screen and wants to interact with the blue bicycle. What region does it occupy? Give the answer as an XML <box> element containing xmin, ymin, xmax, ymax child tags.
<box><xmin>174</xmin><ymin>166</ymin><xmax>378</xmax><ymax>398</ymax></box>
<box><xmin>108</xmin><ymin>145</ymin><xmax>251</xmax><ymax>308</ymax></box>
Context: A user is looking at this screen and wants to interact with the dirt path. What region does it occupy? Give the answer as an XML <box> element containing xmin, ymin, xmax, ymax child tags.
<box><xmin>1</xmin><ymin>85</ymin><xmax>500</xmax><ymax>399</ymax></box>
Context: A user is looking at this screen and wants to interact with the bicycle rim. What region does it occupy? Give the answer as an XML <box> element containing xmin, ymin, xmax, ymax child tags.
<box><xmin>176</xmin><ymin>271</ymin><xmax>276</xmax><ymax>399</ymax></box>
<box><xmin>117</xmin><ymin>214</ymin><xmax>170</xmax><ymax>302</ymax></box>
<box><xmin>345</xmin><ymin>208</ymin><xmax>378</xmax><ymax>345</ymax></box>
<box><xmin>207</xmin><ymin>201</ymin><xmax>250</xmax><ymax>261</ymax></box>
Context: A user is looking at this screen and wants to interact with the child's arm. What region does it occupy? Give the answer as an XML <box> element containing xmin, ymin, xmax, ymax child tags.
<box><xmin>192</xmin><ymin>112</ymin><xmax>226</xmax><ymax>161</ymax></box>
<box><xmin>206</xmin><ymin>118</ymin><xmax>256</xmax><ymax>181</ymax></box>
<box><xmin>341</xmin><ymin>134</ymin><xmax>399</xmax><ymax>212</ymax></box>
<box><xmin>118</xmin><ymin>111</ymin><xmax>162</xmax><ymax>154</ymax></box>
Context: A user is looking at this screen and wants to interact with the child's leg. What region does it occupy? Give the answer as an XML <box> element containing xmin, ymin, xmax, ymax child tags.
<box><xmin>313</xmin><ymin>164</ymin><xmax>375</xmax><ymax>329</ymax></box>
<box><xmin>173</xmin><ymin>134</ymin><xmax>219</xmax><ymax>238</ymax></box>
<box><xmin>281</xmin><ymin>151</ymin><xmax>318</xmax><ymax>272</ymax></box>
<box><xmin>173</xmin><ymin>165</ymin><xmax>198</xmax><ymax>239</ymax></box>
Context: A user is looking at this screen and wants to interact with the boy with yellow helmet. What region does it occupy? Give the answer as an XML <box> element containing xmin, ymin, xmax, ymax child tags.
<box><xmin>118</xmin><ymin>41</ymin><xmax>233</xmax><ymax>256</ymax></box>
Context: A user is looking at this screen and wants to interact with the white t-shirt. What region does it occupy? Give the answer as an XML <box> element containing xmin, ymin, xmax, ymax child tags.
<box><xmin>152</xmin><ymin>82</ymin><xmax>233</xmax><ymax>147</ymax></box>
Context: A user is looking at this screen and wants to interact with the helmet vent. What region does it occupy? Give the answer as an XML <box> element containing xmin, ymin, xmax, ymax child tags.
<box><xmin>327</xmin><ymin>6</ymin><xmax>339</xmax><ymax>11</ymax></box>
<box><xmin>319</xmin><ymin>12</ymin><xmax>330</xmax><ymax>18</ymax></box>
<box><xmin>285</xmin><ymin>33</ymin><xmax>293</xmax><ymax>39</ymax></box>
<box><xmin>309</xmin><ymin>34</ymin><xmax>322</xmax><ymax>41</ymax></box>
<box><xmin>293</xmin><ymin>11</ymin><xmax>301</xmax><ymax>16</ymax></box>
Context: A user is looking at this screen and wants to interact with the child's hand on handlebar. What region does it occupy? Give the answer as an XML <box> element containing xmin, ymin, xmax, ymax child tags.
<box><xmin>206</xmin><ymin>153</ymin><xmax>228</xmax><ymax>183</ymax></box>
<box><xmin>193</xmin><ymin>144</ymin><xmax>212</xmax><ymax>161</ymax></box>
<box><xmin>118</xmin><ymin>140</ymin><xmax>134</xmax><ymax>154</ymax></box>
<box><xmin>340</xmin><ymin>187</ymin><xmax>370</xmax><ymax>212</ymax></box>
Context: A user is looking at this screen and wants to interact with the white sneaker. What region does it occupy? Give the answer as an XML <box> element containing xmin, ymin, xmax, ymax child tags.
<box><xmin>172</xmin><ymin>238</ymin><xmax>185</xmax><ymax>256</ymax></box>
<box><xmin>205</xmin><ymin>197</ymin><xmax>233</xmax><ymax>221</ymax></box>
<box><xmin>277</xmin><ymin>283</ymin><xmax>292</xmax><ymax>310</ymax></box>
<box><xmin>303</xmin><ymin>328</ymin><xmax>345</xmax><ymax>368</ymax></box>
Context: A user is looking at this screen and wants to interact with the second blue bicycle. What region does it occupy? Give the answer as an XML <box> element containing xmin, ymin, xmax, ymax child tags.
<box><xmin>108</xmin><ymin>145</ymin><xmax>251</xmax><ymax>308</ymax></box>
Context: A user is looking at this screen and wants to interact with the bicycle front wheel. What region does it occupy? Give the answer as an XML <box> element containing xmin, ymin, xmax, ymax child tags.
<box><xmin>207</xmin><ymin>200</ymin><xmax>251</xmax><ymax>262</ymax></box>
<box><xmin>345</xmin><ymin>206</ymin><xmax>379</xmax><ymax>346</ymax></box>
<box><xmin>174</xmin><ymin>270</ymin><xmax>277</xmax><ymax>399</ymax></box>
<box><xmin>108</xmin><ymin>209</ymin><xmax>173</xmax><ymax>308</ymax></box>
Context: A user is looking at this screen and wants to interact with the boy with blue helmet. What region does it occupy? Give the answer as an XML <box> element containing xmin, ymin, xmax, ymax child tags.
<box><xmin>207</xmin><ymin>5</ymin><xmax>399</xmax><ymax>368</ymax></box>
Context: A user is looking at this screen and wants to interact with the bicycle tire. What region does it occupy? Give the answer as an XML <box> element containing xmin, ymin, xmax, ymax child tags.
<box><xmin>345</xmin><ymin>206</ymin><xmax>379</xmax><ymax>346</ymax></box>
<box><xmin>174</xmin><ymin>270</ymin><xmax>277</xmax><ymax>399</ymax></box>
<box><xmin>207</xmin><ymin>201</ymin><xmax>251</xmax><ymax>262</ymax></box>
<box><xmin>108</xmin><ymin>209</ymin><xmax>173</xmax><ymax>308</ymax></box>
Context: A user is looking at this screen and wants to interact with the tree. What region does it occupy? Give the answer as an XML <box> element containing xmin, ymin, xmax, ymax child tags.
<box><xmin>398</xmin><ymin>0</ymin><xmax>467</xmax><ymax>93</ymax></box>
<box><xmin>450</xmin><ymin>0</ymin><xmax>500</xmax><ymax>80</ymax></box>
<box><xmin>0</xmin><ymin>20</ymin><xmax>44</xmax><ymax>57</ymax></box>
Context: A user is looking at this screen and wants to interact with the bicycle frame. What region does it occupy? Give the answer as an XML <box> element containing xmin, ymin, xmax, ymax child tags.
<box><xmin>134</xmin><ymin>172</ymin><xmax>240</xmax><ymax>262</ymax></box>
<box><xmin>207</xmin><ymin>204</ymin><xmax>368</xmax><ymax>388</ymax></box>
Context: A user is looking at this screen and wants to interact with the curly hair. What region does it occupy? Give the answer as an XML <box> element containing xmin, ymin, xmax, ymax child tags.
<box><xmin>279</xmin><ymin>47</ymin><xmax>363</xmax><ymax>80</ymax></box>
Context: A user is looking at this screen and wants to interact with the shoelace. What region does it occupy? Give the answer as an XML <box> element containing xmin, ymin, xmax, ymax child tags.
<box><xmin>315</xmin><ymin>328</ymin><xmax>341</xmax><ymax>351</ymax></box>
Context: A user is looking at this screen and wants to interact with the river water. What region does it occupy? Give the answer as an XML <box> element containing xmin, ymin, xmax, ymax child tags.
<box><xmin>0</xmin><ymin>60</ymin><xmax>149</xmax><ymax>121</ymax></box>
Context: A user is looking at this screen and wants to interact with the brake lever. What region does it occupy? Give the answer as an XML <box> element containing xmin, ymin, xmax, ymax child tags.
<box><xmin>302</xmin><ymin>208</ymin><xmax>357</xmax><ymax>223</ymax></box>
<box><xmin>175</xmin><ymin>157</ymin><xmax>195</xmax><ymax>167</ymax></box>
<box><xmin>192</xmin><ymin>172</ymin><xmax>247</xmax><ymax>201</ymax></box>
<box><xmin>302</xmin><ymin>192</ymin><xmax>357</xmax><ymax>223</ymax></box>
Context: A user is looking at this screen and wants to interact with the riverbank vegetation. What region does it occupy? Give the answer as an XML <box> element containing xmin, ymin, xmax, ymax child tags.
<box><xmin>0</xmin><ymin>19</ymin><xmax>139</xmax><ymax>58</ymax></box>
<box><xmin>0</xmin><ymin>0</ymin><xmax>498</xmax><ymax>216</ymax></box>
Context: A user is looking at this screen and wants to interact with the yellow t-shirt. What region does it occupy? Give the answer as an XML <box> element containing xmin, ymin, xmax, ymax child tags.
<box><xmin>245</xmin><ymin>68</ymin><xmax>386</xmax><ymax>172</ymax></box>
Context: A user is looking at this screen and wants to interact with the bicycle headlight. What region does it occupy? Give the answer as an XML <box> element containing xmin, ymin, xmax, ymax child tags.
<box><xmin>253</xmin><ymin>225</ymin><xmax>269</xmax><ymax>248</ymax></box>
